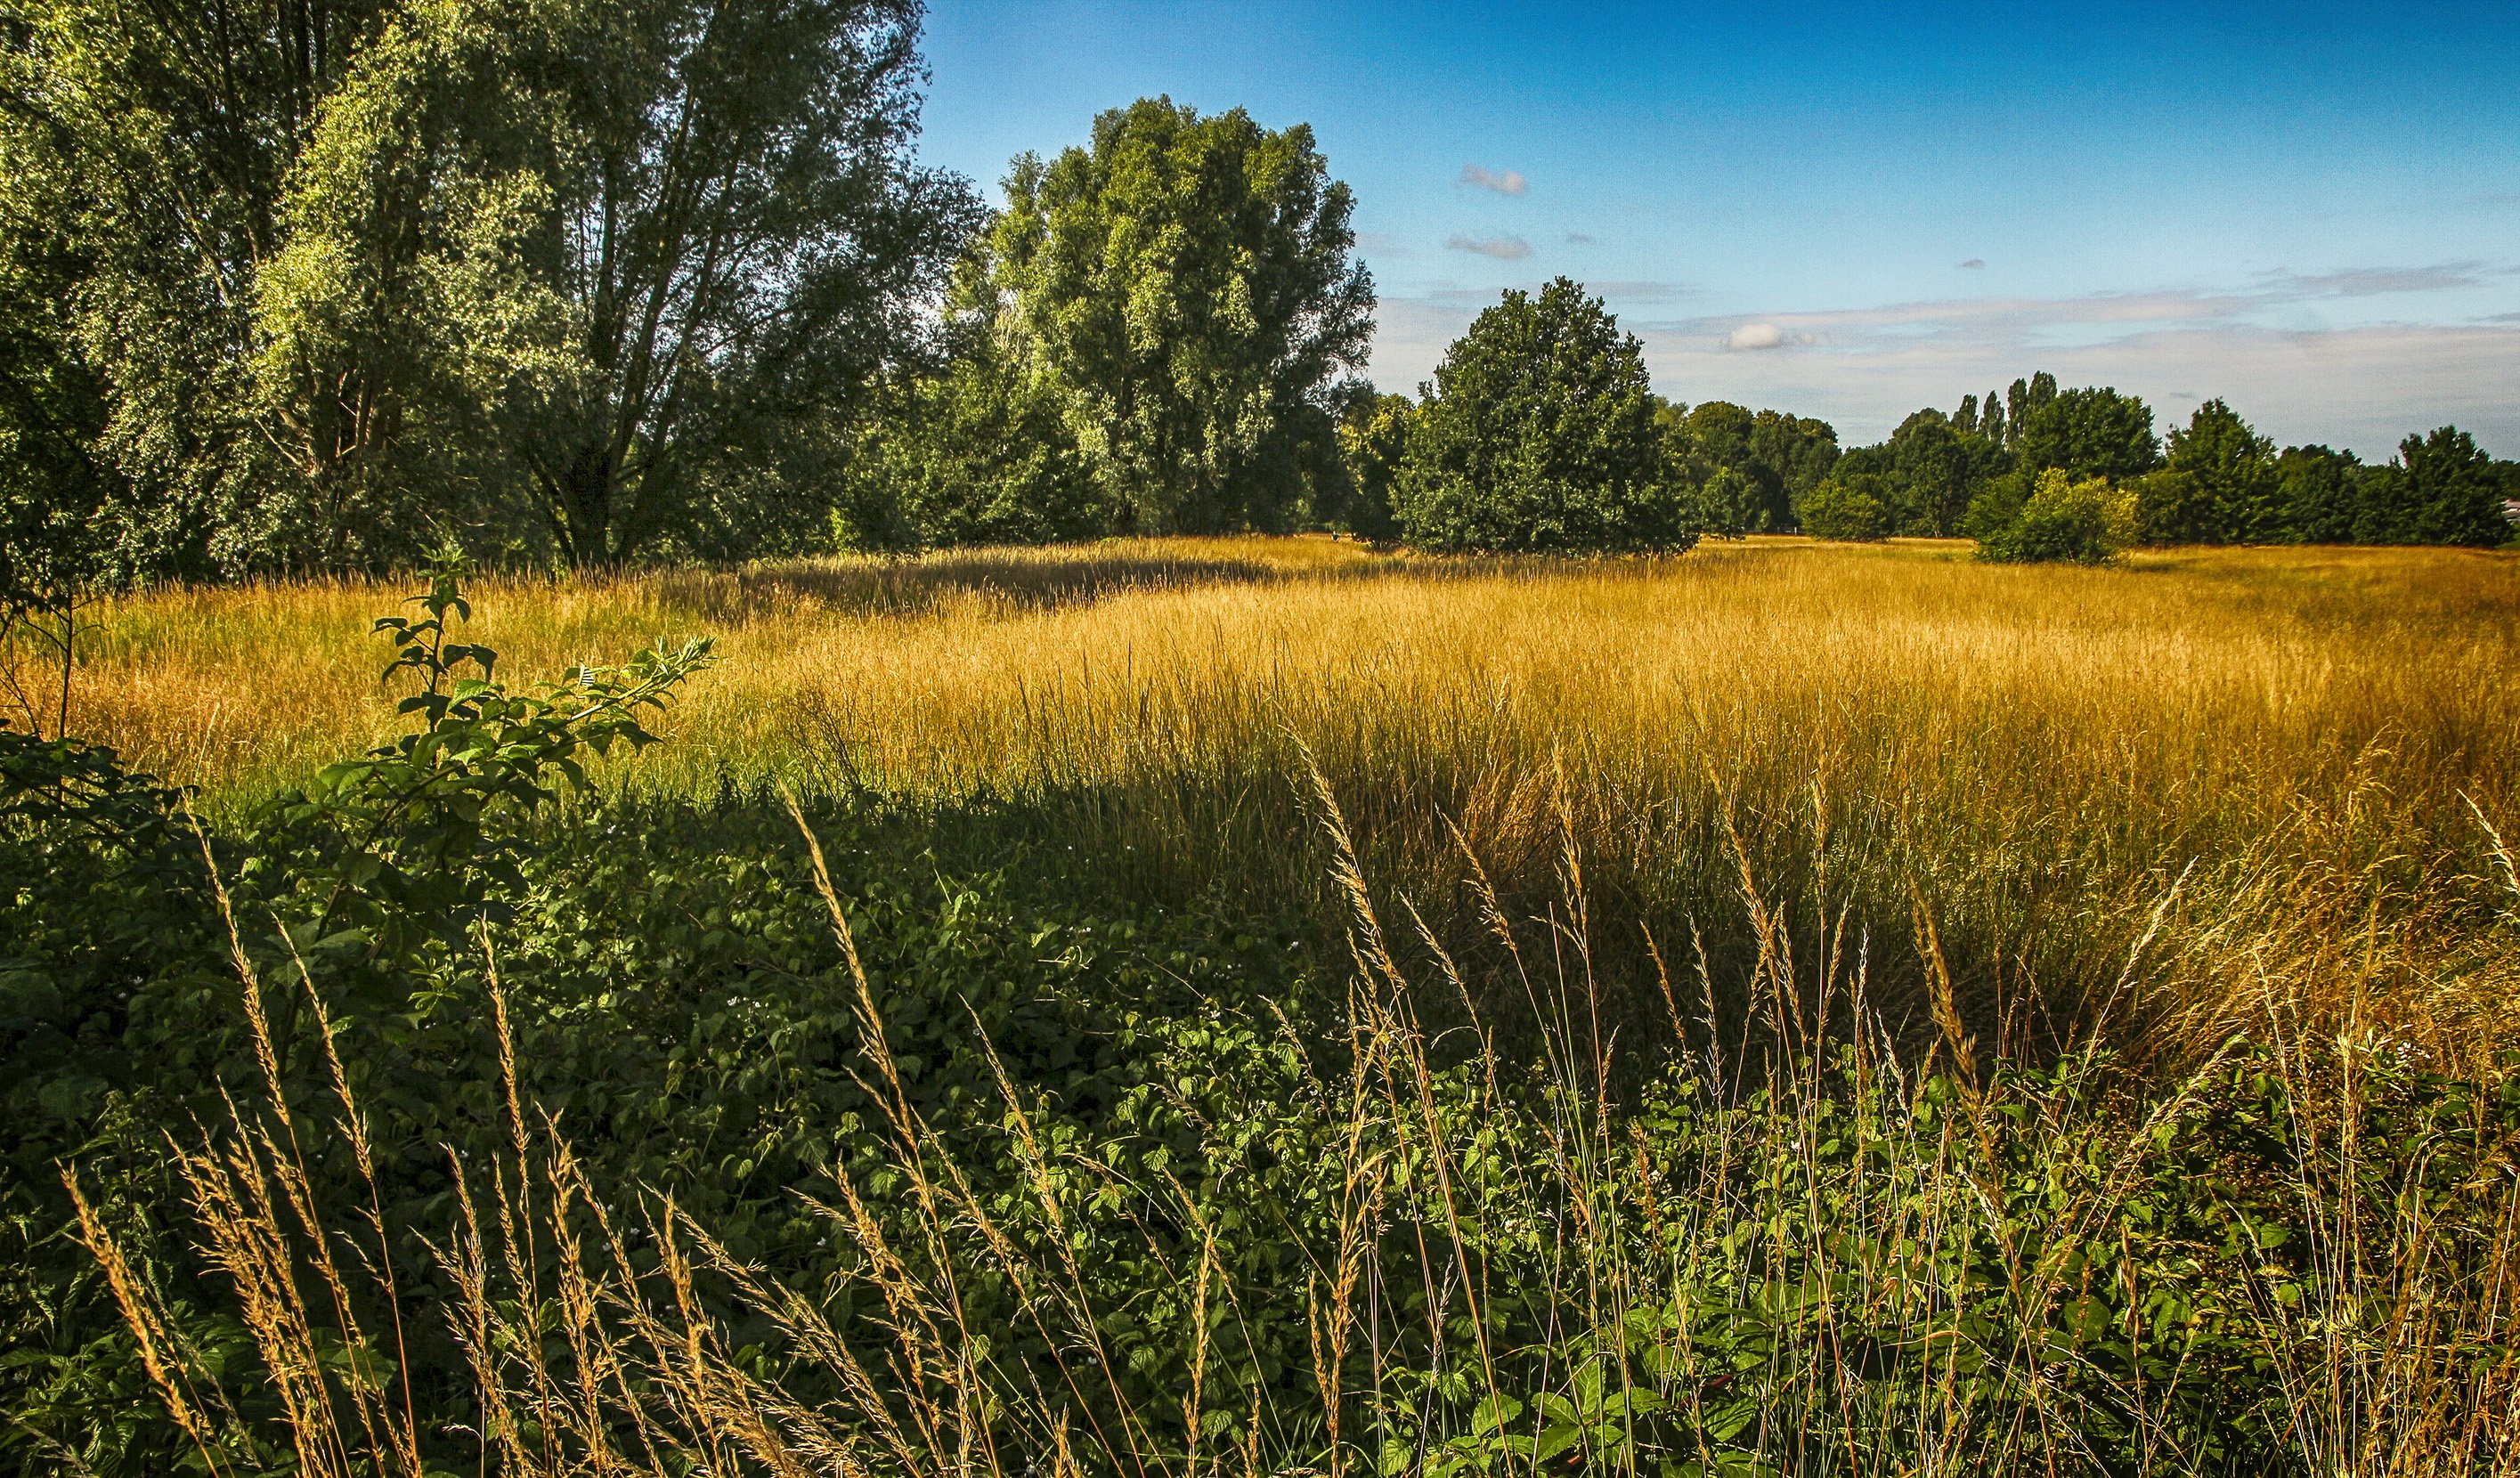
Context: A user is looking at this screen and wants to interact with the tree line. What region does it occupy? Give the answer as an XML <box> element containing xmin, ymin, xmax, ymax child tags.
<box><xmin>1</xmin><ymin>1</ymin><xmax>2510</xmax><ymax>602</ymax></box>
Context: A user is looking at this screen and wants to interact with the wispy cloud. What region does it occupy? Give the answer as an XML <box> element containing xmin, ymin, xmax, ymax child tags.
<box><xmin>1643</xmin><ymin>261</ymin><xmax>2508</xmax><ymax>346</ymax></box>
<box><xmin>1459</xmin><ymin>164</ymin><xmax>1527</xmax><ymax>196</ymax></box>
<box><xmin>1565</xmin><ymin>231</ymin><xmax>1597</xmax><ymax>246</ymax></box>
<box><xmin>1959</xmin><ymin>257</ymin><xmax>1986</xmax><ymax>270</ymax></box>
<box><xmin>1446</xmin><ymin>233</ymin><xmax>1532</xmax><ymax>260</ymax></box>
<box><xmin>1354</xmin><ymin>231</ymin><xmax>1418</xmax><ymax>258</ymax></box>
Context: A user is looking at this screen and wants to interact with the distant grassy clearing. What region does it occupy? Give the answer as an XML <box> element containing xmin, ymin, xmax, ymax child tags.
<box><xmin>35</xmin><ymin>535</ymin><xmax>2520</xmax><ymax>1063</ymax></box>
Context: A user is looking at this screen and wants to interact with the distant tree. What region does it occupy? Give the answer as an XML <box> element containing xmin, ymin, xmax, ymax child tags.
<box><xmin>1656</xmin><ymin>399</ymin><xmax>1834</xmax><ymax>533</ymax></box>
<box><xmin>1954</xmin><ymin>394</ymin><xmax>1980</xmax><ymax>438</ymax></box>
<box><xmin>1798</xmin><ymin>478</ymin><xmax>1890</xmax><ymax>541</ymax></box>
<box><xmin>2390</xmin><ymin>426</ymin><xmax>2511</xmax><ymax>547</ymax></box>
<box><xmin>2003</xmin><ymin>372</ymin><xmax>2056</xmax><ymax>450</ymax></box>
<box><xmin>1979</xmin><ymin>388</ymin><xmax>2007</xmax><ymax>449</ymax></box>
<box><xmin>1884</xmin><ymin>409</ymin><xmax>2007</xmax><ymax>535</ymax></box>
<box><xmin>2162</xmin><ymin>399</ymin><xmax>2278</xmax><ymax>542</ymax></box>
<box><xmin>1964</xmin><ymin>469</ymin><xmax>2033</xmax><ymax>541</ymax></box>
<box><xmin>2016</xmin><ymin>386</ymin><xmax>2160</xmax><ymax>482</ymax></box>
<box><xmin>1398</xmin><ymin>279</ymin><xmax>1692</xmax><ymax>554</ymax></box>
<box><xmin>1334</xmin><ymin>393</ymin><xmax>1413</xmax><ymax>542</ymax></box>
<box><xmin>1750</xmin><ymin>409</ymin><xmax>1842</xmax><ymax>508</ymax></box>
<box><xmin>2272</xmin><ymin>445</ymin><xmax>2365</xmax><ymax>544</ymax></box>
<box><xmin>974</xmin><ymin>97</ymin><xmax>1375</xmax><ymax>535</ymax></box>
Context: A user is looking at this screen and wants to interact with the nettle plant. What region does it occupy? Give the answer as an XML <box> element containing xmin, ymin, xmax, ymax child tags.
<box><xmin>247</xmin><ymin>560</ymin><xmax>714</xmax><ymax>959</ymax></box>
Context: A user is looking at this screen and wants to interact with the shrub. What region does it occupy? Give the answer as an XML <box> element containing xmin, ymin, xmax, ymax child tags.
<box><xmin>1979</xmin><ymin>467</ymin><xmax>2133</xmax><ymax>564</ymax></box>
<box><xmin>1796</xmin><ymin>476</ymin><xmax>1890</xmax><ymax>540</ymax></box>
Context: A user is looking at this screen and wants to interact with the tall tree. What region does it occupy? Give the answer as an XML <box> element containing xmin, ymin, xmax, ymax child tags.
<box><xmin>971</xmin><ymin>97</ymin><xmax>1374</xmax><ymax>535</ymax></box>
<box><xmin>2161</xmin><ymin>398</ymin><xmax>2278</xmax><ymax>542</ymax></box>
<box><xmin>0</xmin><ymin>0</ymin><xmax>402</xmax><ymax>574</ymax></box>
<box><xmin>1398</xmin><ymin>279</ymin><xmax>1690</xmax><ymax>554</ymax></box>
<box><xmin>2016</xmin><ymin>385</ymin><xmax>2159</xmax><ymax>482</ymax></box>
<box><xmin>2391</xmin><ymin>426</ymin><xmax>2511</xmax><ymax>547</ymax></box>
<box><xmin>2272</xmin><ymin>444</ymin><xmax>2365</xmax><ymax>544</ymax></box>
<box><xmin>287</xmin><ymin>0</ymin><xmax>982</xmax><ymax>566</ymax></box>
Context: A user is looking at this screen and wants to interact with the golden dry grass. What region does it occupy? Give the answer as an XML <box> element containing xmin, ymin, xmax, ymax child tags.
<box><xmin>26</xmin><ymin>534</ymin><xmax>2520</xmax><ymax>1063</ymax></box>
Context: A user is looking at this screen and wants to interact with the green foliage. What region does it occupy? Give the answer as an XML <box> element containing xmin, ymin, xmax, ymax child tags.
<box><xmin>2273</xmin><ymin>444</ymin><xmax>2368</xmax><ymax>544</ymax></box>
<box><xmin>969</xmin><ymin>97</ymin><xmax>1375</xmax><ymax>536</ymax></box>
<box><xmin>1332</xmin><ymin>393</ymin><xmax>1414</xmax><ymax>542</ymax></box>
<box><xmin>1825</xmin><ymin>405</ymin><xmax>2009</xmax><ymax>537</ymax></box>
<box><xmin>0</xmin><ymin>0</ymin><xmax>978</xmax><ymax>574</ymax></box>
<box><xmin>2015</xmin><ymin>385</ymin><xmax>2162</xmax><ymax>483</ymax></box>
<box><xmin>1655</xmin><ymin>401</ymin><xmax>1839</xmax><ymax>534</ymax></box>
<box><xmin>1397</xmin><ymin>280</ymin><xmax>1695</xmax><ymax>554</ymax></box>
<box><xmin>2160</xmin><ymin>397</ymin><xmax>2280</xmax><ymax>542</ymax></box>
<box><xmin>1979</xmin><ymin>468</ymin><xmax>2130</xmax><ymax>564</ymax></box>
<box><xmin>1796</xmin><ymin>477</ymin><xmax>1890</xmax><ymax>541</ymax></box>
<box><xmin>2385</xmin><ymin>426</ymin><xmax>2514</xmax><ymax>547</ymax></box>
<box><xmin>837</xmin><ymin>348</ymin><xmax>1104</xmax><ymax>550</ymax></box>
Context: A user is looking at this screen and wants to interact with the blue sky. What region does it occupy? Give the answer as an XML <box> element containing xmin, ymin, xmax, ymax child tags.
<box><xmin>916</xmin><ymin>2</ymin><xmax>2520</xmax><ymax>456</ymax></box>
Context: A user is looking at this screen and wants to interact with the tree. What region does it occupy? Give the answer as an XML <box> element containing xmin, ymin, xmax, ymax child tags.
<box><xmin>294</xmin><ymin>0</ymin><xmax>982</xmax><ymax>566</ymax></box>
<box><xmin>1656</xmin><ymin>399</ymin><xmax>1834</xmax><ymax>533</ymax></box>
<box><xmin>2390</xmin><ymin>426</ymin><xmax>2511</xmax><ymax>547</ymax></box>
<box><xmin>2003</xmin><ymin>372</ymin><xmax>2055</xmax><ymax>450</ymax></box>
<box><xmin>1397</xmin><ymin>279</ymin><xmax>1691</xmax><ymax>555</ymax></box>
<box><xmin>0</xmin><ymin>0</ymin><xmax>404</xmax><ymax>575</ymax></box>
<box><xmin>2162</xmin><ymin>399</ymin><xmax>2277</xmax><ymax>542</ymax></box>
<box><xmin>0</xmin><ymin>0</ymin><xmax>978</xmax><ymax>572</ymax></box>
<box><xmin>1333</xmin><ymin>393</ymin><xmax>1412</xmax><ymax>542</ymax></box>
<box><xmin>2015</xmin><ymin>385</ymin><xmax>2160</xmax><ymax>482</ymax></box>
<box><xmin>971</xmin><ymin>97</ymin><xmax>1374</xmax><ymax>536</ymax></box>
<box><xmin>837</xmin><ymin>347</ymin><xmax>1100</xmax><ymax>551</ymax></box>
<box><xmin>2272</xmin><ymin>445</ymin><xmax>2364</xmax><ymax>544</ymax></box>
<box><xmin>1979</xmin><ymin>388</ymin><xmax>2007</xmax><ymax>449</ymax></box>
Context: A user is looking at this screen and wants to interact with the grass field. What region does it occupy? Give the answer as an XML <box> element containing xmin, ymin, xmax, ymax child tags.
<box><xmin>15</xmin><ymin>535</ymin><xmax>2520</xmax><ymax>1477</ymax></box>
<box><xmin>46</xmin><ymin>533</ymin><xmax>2520</xmax><ymax>1066</ymax></box>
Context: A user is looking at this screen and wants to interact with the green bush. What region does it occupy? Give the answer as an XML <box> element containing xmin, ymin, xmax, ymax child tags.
<box><xmin>1979</xmin><ymin>467</ymin><xmax>2132</xmax><ymax>564</ymax></box>
<box><xmin>1796</xmin><ymin>476</ymin><xmax>1890</xmax><ymax>540</ymax></box>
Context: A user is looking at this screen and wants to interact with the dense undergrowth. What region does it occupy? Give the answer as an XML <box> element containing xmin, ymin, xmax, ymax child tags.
<box><xmin>4</xmin><ymin>571</ymin><xmax>2519</xmax><ymax>1475</ymax></box>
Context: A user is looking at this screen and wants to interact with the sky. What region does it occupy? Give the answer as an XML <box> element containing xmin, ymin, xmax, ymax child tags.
<box><xmin>915</xmin><ymin>1</ymin><xmax>2520</xmax><ymax>457</ymax></box>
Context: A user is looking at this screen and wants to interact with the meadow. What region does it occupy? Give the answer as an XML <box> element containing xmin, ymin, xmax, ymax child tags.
<box><xmin>53</xmin><ymin>534</ymin><xmax>2520</xmax><ymax>1065</ymax></box>
<box><xmin>9</xmin><ymin>535</ymin><xmax>2520</xmax><ymax>1477</ymax></box>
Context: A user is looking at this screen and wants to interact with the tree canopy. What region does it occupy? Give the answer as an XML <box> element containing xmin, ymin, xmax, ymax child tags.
<box><xmin>968</xmin><ymin>97</ymin><xmax>1374</xmax><ymax>536</ymax></box>
<box><xmin>1396</xmin><ymin>279</ymin><xmax>1692</xmax><ymax>555</ymax></box>
<box><xmin>0</xmin><ymin>0</ymin><xmax>978</xmax><ymax>573</ymax></box>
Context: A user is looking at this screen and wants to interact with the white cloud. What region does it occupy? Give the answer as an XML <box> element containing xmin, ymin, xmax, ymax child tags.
<box><xmin>1446</xmin><ymin>233</ymin><xmax>1532</xmax><ymax>260</ymax></box>
<box><xmin>1727</xmin><ymin>322</ymin><xmax>1787</xmax><ymax>350</ymax></box>
<box><xmin>1459</xmin><ymin>165</ymin><xmax>1527</xmax><ymax>196</ymax></box>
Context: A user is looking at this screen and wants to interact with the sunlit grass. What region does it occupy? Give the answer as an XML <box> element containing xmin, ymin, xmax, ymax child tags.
<box><xmin>27</xmin><ymin>534</ymin><xmax>2520</xmax><ymax>1066</ymax></box>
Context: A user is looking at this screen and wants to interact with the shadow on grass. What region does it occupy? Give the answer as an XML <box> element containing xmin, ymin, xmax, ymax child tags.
<box><xmin>648</xmin><ymin>541</ymin><xmax>1643</xmax><ymax>625</ymax></box>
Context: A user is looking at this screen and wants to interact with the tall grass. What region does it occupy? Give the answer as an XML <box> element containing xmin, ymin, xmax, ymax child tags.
<box><xmin>37</xmin><ymin>536</ymin><xmax>2520</xmax><ymax>1067</ymax></box>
